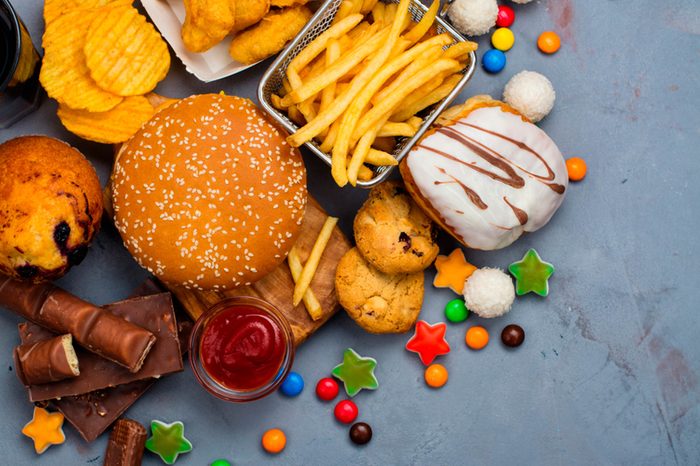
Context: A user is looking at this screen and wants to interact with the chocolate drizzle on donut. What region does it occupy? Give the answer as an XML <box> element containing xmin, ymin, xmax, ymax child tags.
<box><xmin>503</xmin><ymin>197</ymin><xmax>528</xmax><ymax>225</ymax></box>
<box><xmin>433</xmin><ymin>167</ymin><xmax>488</xmax><ymax>210</ymax></box>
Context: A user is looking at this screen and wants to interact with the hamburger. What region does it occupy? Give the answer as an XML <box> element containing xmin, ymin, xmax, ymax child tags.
<box><xmin>112</xmin><ymin>94</ymin><xmax>307</xmax><ymax>290</ymax></box>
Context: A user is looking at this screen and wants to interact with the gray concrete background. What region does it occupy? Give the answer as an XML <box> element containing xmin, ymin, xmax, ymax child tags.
<box><xmin>1</xmin><ymin>0</ymin><xmax>699</xmax><ymax>464</ymax></box>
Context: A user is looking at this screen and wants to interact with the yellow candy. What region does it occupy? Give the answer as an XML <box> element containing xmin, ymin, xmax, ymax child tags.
<box><xmin>491</xmin><ymin>28</ymin><xmax>515</xmax><ymax>52</ymax></box>
<box><xmin>21</xmin><ymin>407</ymin><xmax>65</xmax><ymax>454</ymax></box>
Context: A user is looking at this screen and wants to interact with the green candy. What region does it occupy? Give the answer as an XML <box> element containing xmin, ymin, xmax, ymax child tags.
<box><xmin>444</xmin><ymin>299</ymin><xmax>469</xmax><ymax>323</ymax></box>
<box><xmin>331</xmin><ymin>348</ymin><xmax>379</xmax><ymax>397</ymax></box>
<box><xmin>508</xmin><ymin>248</ymin><xmax>555</xmax><ymax>297</ymax></box>
<box><xmin>210</xmin><ymin>460</ymin><xmax>232</xmax><ymax>466</ymax></box>
<box><xmin>145</xmin><ymin>420</ymin><xmax>193</xmax><ymax>465</ymax></box>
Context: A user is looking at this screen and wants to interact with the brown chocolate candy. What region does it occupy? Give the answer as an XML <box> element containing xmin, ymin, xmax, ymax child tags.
<box><xmin>349</xmin><ymin>422</ymin><xmax>372</xmax><ymax>445</ymax></box>
<box><xmin>103</xmin><ymin>418</ymin><xmax>147</xmax><ymax>466</ymax></box>
<box><xmin>14</xmin><ymin>334</ymin><xmax>79</xmax><ymax>385</ymax></box>
<box><xmin>0</xmin><ymin>277</ymin><xmax>155</xmax><ymax>372</ymax></box>
<box><xmin>501</xmin><ymin>324</ymin><xmax>525</xmax><ymax>348</ymax></box>
<box><xmin>19</xmin><ymin>293</ymin><xmax>183</xmax><ymax>402</ymax></box>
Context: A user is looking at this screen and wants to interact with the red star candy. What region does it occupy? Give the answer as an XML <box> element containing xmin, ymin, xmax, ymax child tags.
<box><xmin>405</xmin><ymin>321</ymin><xmax>451</xmax><ymax>365</ymax></box>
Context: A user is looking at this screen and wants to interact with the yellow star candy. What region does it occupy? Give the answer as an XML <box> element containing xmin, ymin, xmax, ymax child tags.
<box><xmin>22</xmin><ymin>407</ymin><xmax>65</xmax><ymax>454</ymax></box>
<box><xmin>433</xmin><ymin>248</ymin><xmax>477</xmax><ymax>294</ymax></box>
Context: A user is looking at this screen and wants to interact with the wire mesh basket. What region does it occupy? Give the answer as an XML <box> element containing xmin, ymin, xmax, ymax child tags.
<box><xmin>258</xmin><ymin>0</ymin><xmax>476</xmax><ymax>188</ymax></box>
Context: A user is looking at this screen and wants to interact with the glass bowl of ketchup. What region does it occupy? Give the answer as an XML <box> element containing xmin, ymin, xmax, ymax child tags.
<box><xmin>189</xmin><ymin>297</ymin><xmax>294</xmax><ymax>402</ymax></box>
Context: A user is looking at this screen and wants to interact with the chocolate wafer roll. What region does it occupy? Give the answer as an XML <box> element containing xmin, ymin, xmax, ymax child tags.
<box><xmin>14</xmin><ymin>334</ymin><xmax>80</xmax><ymax>385</ymax></box>
<box><xmin>0</xmin><ymin>277</ymin><xmax>155</xmax><ymax>372</ymax></box>
<box><xmin>103</xmin><ymin>418</ymin><xmax>147</xmax><ymax>466</ymax></box>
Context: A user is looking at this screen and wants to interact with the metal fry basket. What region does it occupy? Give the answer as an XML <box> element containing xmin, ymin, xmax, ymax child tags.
<box><xmin>258</xmin><ymin>0</ymin><xmax>476</xmax><ymax>188</ymax></box>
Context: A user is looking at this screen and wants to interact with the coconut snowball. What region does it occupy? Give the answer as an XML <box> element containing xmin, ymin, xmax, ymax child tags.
<box><xmin>448</xmin><ymin>0</ymin><xmax>498</xmax><ymax>37</ymax></box>
<box><xmin>462</xmin><ymin>268</ymin><xmax>515</xmax><ymax>318</ymax></box>
<box><xmin>503</xmin><ymin>70</ymin><xmax>556</xmax><ymax>123</ymax></box>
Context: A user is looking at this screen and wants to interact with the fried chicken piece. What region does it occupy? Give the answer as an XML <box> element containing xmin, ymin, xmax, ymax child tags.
<box><xmin>181</xmin><ymin>0</ymin><xmax>236</xmax><ymax>53</ymax></box>
<box><xmin>229</xmin><ymin>6</ymin><xmax>312</xmax><ymax>64</ymax></box>
<box><xmin>231</xmin><ymin>0</ymin><xmax>271</xmax><ymax>33</ymax></box>
<box><xmin>270</xmin><ymin>0</ymin><xmax>309</xmax><ymax>7</ymax></box>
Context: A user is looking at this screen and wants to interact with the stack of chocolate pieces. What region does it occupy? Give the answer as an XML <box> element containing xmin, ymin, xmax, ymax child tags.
<box><xmin>0</xmin><ymin>277</ymin><xmax>191</xmax><ymax>442</ymax></box>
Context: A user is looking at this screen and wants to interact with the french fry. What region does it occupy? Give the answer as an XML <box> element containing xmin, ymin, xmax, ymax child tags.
<box><xmin>371</xmin><ymin>36</ymin><xmax>450</xmax><ymax>104</ymax></box>
<box><xmin>352</xmin><ymin>59</ymin><xmax>461</xmax><ymax>140</ymax></box>
<box><xmin>333</xmin><ymin>1</ymin><xmax>356</xmax><ymax>23</ymax></box>
<box><xmin>391</xmin><ymin>74</ymin><xmax>462</xmax><ymax>122</ymax></box>
<box><xmin>332</xmin><ymin>34</ymin><xmax>451</xmax><ymax>166</ymax></box>
<box><xmin>288</xmin><ymin>104</ymin><xmax>305</xmax><ymax>125</ymax></box>
<box><xmin>271</xmin><ymin>93</ymin><xmax>287</xmax><ymax>110</ymax></box>
<box><xmin>320</xmin><ymin>40</ymin><xmax>341</xmax><ymax>113</ymax></box>
<box><xmin>297</xmin><ymin>98</ymin><xmax>317</xmax><ymax>123</ymax></box>
<box><xmin>319</xmin><ymin>119</ymin><xmax>340</xmax><ymax>152</ymax></box>
<box><xmin>347</xmin><ymin>126</ymin><xmax>378</xmax><ymax>185</ymax></box>
<box><xmin>293</xmin><ymin>216</ymin><xmax>339</xmax><ymax>306</ymax></box>
<box><xmin>443</xmin><ymin>40</ymin><xmax>478</xmax><ymax>60</ymax></box>
<box><xmin>377</xmin><ymin>121</ymin><xmax>417</xmax><ymax>137</ymax></box>
<box><xmin>365</xmin><ymin>148</ymin><xmax>398</xmax><ymax>166</ymax></box>
<box><xmin>360</xmin><ymin>0</ymin><xmax>379</xmax><ymax>14</ymax></box>
<box><xmin>286</xmin><ymin>14</ymin><xmax>363</xmax><ymax>89</ymax></box>
<box><xmin>403</xmin><ymin>0</ymin><xmax>439</xmax><ymax>44</ymax></box>
<box><xmin>288</xmin><ymin>247</ymin><xmax>323</xmax><ymax>321</ymax></box>
<box><xmin>371</xmin><ymin>3</ymin><xmax>385</xmax><ymax>25</ymax></box>
<box><xmin>281</xmin><ymin>27</ymin><xmax>390</xmax><ymax>106</ymax></box>
<box><xmin>358</xmin><ymin>164</ymin><xmax>373</xmax><ymax>181</ymax></box>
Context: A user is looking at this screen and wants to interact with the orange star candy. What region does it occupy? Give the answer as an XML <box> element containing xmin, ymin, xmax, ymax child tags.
<box><xmin>21</xmin><ymin>407</ymin><xmax>65</xmax><ymax>454</ymax></box>
<box><xmin>433</xmin><ymin>248</ymin><xmax>477</xmax><ymax>294</ymax></box>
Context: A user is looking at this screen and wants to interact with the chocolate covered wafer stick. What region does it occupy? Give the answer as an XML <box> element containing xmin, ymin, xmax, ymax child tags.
<box><xmin>103</xmin><ymin>418</ymin><xmax>147</xmax><ymax>466</ymax></box>
<box><xmin>0</xmin><ymin>277</ymin><xmax>155</xmax><ymax>372</ymax></box>
<box><xmin>14</xmin><ymin>334</ymin><xmax>80</xmax><ymax>385</ymax></box>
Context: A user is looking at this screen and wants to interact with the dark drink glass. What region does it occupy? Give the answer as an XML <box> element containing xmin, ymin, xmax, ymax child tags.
<box><xmin>0</xmin><ymin>0</ymin><xmax>42</xmax><ymax>129</ymax></box>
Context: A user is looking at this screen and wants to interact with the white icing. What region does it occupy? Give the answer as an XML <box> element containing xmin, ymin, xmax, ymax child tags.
<box><xmin>406</xmin><ymin>106</ymin><xmax>568</xmax><ymax>250</ymax></box>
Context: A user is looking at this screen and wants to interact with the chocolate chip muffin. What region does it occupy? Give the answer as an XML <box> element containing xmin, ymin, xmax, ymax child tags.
<box><xmin>0</xmin><ymin>136</ymin><xmax>103</xmax><ymax>281</ymax></box>
<box><xmin>335</xmin><ymin>248</ymin><xmax>424</xmax><ymax>334</ymax></box>
<box><xmin>354</xmin><ymin>180</ymin><xmax>439</xmax><ymax>274</ymax></box>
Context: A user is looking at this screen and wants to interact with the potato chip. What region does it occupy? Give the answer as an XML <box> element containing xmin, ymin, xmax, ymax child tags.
<box><xmin>57</xmin><ymin>95</ymin><xmax>155</xmax><ymax>144</ymax></box>
<box><xmin>84</xmin><ymin>6</ymin><xmax>170</xmax><ymax>96</ymax></box>
<box><xmin>43</xmin><ymin>0</ymin><xmax>131</xmax><ymax>25</ymax></box>
<box><xmin>40</xmin><ymin>9</ymin><xmax>123</xmax><ymax>112</ymax></box>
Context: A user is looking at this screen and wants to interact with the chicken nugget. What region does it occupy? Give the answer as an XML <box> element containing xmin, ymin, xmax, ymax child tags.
<box><xmin>231</xmin><ymin>0</ymin><xmax>270</xmax><ymax>33</ymax></box>
<box><xmin>229</xmin><ymin>6</ymin><xmax>312</xmax><ymax>65</ymax></box>
<box><xmin>270</xmin><ymin>0</ymin><xmax>309</xmax><ymax>7</ymax></box>
<box><xmin>182</xmin><ymin>0</ymin><xmax>235</xmax><ymax>53</ymax></box>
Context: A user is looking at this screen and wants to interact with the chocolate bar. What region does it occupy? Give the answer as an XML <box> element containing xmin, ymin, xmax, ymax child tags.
<box><xmin>103</xmin><ymin>419</ymin><xmax>147</xmax><ymax>466</ymax></box>
<box><xmin>54</xmin><ymin>380</ymin><xmax>154</xmax><ymax>442</ymax></box>
<box><xmin>0</xmin><ymin>277</ymin><xmax>155</xmax><ymax>372</ymax></box>
<box><xmin>52</xmin><ymin>280</ymin><xmax>193</xmax><ymax>442</ymax></box>
<box><xmin>19</xmin><ymin>293</ymin><xmax>183</xmax><ymax>402</ymax></box>
<box><xmin>14</xmin><ymin>334</ymin><xmax>79</xmax><ymax>385</ymax></box>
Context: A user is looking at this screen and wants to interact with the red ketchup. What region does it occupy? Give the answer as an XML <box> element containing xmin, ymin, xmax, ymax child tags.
<box><xmin>200</xmin><ymin>305</ymin><xmax>286</xmax><ymax>391</ymax></box>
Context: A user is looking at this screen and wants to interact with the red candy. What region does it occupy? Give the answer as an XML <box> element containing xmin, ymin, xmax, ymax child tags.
<box><xmin>334</xmin><ymin>400</ymin><xmax>358</xmax><ymax>424</ymax></box>
<box><xmin>315</xmin><ymin>377</ymin><xmax>339</xmax><ymax>401</ymax></box>
<box><xmin>496</xmin><ymin>5</ymin><xmax>515</xmax><ymax>28</ymax></box>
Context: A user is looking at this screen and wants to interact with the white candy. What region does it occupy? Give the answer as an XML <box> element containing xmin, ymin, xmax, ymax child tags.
<box><xmin>503</xmin><ymin>70</ymin><xmax>556</xmax><ymax>123</ymax></box>
<box><xmin>463</xmin><ymin>268</ymin><xmax>515</xmax><ymax>318</ymax></box>
<box><xmin>447</xmin><ymin>0</ymin><xmax>498</xmax><ymax>36</ymax></box>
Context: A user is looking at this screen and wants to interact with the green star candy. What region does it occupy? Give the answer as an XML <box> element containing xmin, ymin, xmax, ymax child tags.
<box><xmin>508</xmin><ymin>248</ymin><xmax>555</xmax><ymax>297</ymax></box>
<box><xmin>145</xmin><ymin>420</ymin><xmax>193</xmax><ymax>465</ymax></box>
<box><xmin>331</xmin><ymin>348</ymin><xmax>379</xmax><ymax>397</ymax></box>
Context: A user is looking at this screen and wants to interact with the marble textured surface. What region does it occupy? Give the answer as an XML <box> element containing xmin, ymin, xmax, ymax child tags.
<box><xmin>1</xmin><ymin>0</ymin><xmax>698</xmax><ymax>464</ymax></box>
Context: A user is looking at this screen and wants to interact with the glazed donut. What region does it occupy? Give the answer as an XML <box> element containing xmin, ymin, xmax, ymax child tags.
<box><xmin>400</xmin><ymin>95</ymin><xmax>568</xmax><ymax>250</ymax></box>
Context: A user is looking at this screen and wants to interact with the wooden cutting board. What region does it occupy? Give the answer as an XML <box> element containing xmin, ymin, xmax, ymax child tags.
<box><xmin>166</xmin><ymin>196</ymin><xmax>351</xmax><ymax>345</ymax></box>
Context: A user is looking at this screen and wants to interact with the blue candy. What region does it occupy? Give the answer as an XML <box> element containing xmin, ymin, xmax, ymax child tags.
<box><xmin>279</xmin><ymin>371</ymin><xmax>304</xmax><ymax>397</ymax></box>
<box><xmin>482</xmin><ymin>49</ymin><xmax>506</xmax><ymax>74</ymax></box>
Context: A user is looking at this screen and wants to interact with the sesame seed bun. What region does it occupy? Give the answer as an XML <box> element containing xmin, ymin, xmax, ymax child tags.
<box><xmin>112</xmin><ymin>94</ymin><xmax>307</xmax><ymax>290</ymax></box>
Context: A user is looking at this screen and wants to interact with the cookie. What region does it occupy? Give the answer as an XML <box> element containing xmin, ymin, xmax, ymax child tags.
<box><xmin>335</xmin><ymin>248</ymin><xmax>424</xmax><ymax>334</ymax></box>
<box><xmin>353</xmin><ymin>180</ymin><xmax>439</xmax><ymax>274</ymax></box>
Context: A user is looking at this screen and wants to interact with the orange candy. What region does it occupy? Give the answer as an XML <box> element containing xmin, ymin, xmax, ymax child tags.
<box><xmin>262</xmin><ymin>428</ymin><xmax>286</xmax><ymax>454</ymax></box>
<box><xmin>21</xmin><ymin>407</ymin><xmax>66</xmax><ymax>454</ymax></box>
<box><xmin>566</xmin><ymin>157</ymin><xmax>587</xmax><ymax>181</ymax></box>
<box><xmin>433</xmin><ymin>249</ymin><xmax>477</xmax><ymax>294</ymax></box>
<box><xmin>537</xmin><ymin>31</ymin><xmax>561</xmax><ymax>54</ymax></box>
<box><xmin>465</xmin><ymin>326</ymin><xmax>489</xmax><ymax>350</ymax></box>
<box><xmin>424</xmin><ymin>364</ymin><xmax>449</xmax><ymax>388</ymax></box>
